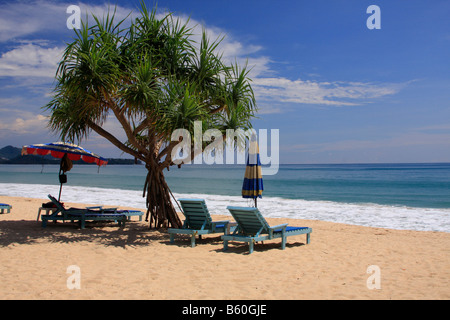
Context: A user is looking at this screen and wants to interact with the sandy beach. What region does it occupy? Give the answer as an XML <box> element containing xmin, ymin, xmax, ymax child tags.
<box><xmin>0</xmin><ymin>195</ymin><xmax>449</xmax><ymax>300</ymax></box>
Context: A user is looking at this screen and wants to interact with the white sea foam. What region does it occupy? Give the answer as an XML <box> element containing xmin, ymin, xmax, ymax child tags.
<box><xmin>1</xmin><ymin>183</ymin><xmax>449</xmax><ymax>232</ymax></box>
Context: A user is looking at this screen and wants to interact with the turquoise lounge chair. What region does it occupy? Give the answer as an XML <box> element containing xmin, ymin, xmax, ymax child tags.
<box><xmin>41</xmin><ymin>195</ymin><xmax>127</xmax><ymax>229</ymax></box>
<box><xmin>222</xmin><ymin>206</ymin><xmax>312</xmax><ymax>254</ymax></box>
<box><xmin>0</xmin><ymin>203</ymin><xmax>12</xmax><ymax>214</ymax></box>
<box><xmin>115</xmin><ymin>210</ymin><xmax>145</xmax><ymax>221</ymax></box>
<box><xmin>168</xmin><ymin>199</ymin><xmax>235</xmax><ymax>247</ymax></box>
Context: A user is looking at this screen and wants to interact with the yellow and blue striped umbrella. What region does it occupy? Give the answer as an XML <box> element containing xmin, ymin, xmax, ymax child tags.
<box><xmin>242</xmin><ymin>133</ymin><xmax>263</xmax><ymax>207</ymax></box>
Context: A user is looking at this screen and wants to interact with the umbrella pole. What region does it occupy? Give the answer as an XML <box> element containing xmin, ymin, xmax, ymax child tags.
<box><xmin>254</xmin><ymin>198</ymin><xmax>257</xmax><ymax>208</ymax></box>
<box><xmin>58</xmin><ymin>160</ymin><xmax>67</xmax><ymax>202</ymax></box>
<box><xmin>58</xmin><ymin>183</ymin><xmax>63</xmax><ymax>202</ymax></box>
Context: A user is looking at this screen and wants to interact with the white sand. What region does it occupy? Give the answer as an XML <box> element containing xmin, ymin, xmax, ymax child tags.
<box><xmin>1</xmin><ymin>195</ymin><xmax>449</xmax><ymax>300</ymax></box>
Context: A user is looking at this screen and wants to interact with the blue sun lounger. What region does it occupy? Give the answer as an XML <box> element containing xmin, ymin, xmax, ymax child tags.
<box><xmin>0</xmin><ymin>203</ymin><xmax>12</xmax><ymax>214</ymax></box>
<box><xmin>41</xmin><ymin>195</ymin><xmax>127</xmax><ymax>229</ymax></box>
<box><xmin>115</xmin><ymin>210</ymin><xmax>144</xmax><ymax>221</ymax></box>
<box><xmin>222</xmin><ymin>206</ymin><xmax>312</xmax><ymax>254</ymax></box>
<box><xmin>168</xmin><ymin>199</ymin><xmax>235</xmax><ymax>247</ymax></box>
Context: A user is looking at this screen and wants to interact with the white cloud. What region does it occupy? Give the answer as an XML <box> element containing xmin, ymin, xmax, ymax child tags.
<box><xmin>0</xmin><ymin>1</ymin><xmax>133</xmax><ymax>42</ymax></box>
<box><xmin>252</xmin><ymin>77</ymin><xmax>404</xmax><ymax>108</ymax></box>
<box><xmin>0</xmin><ymin>109</ymin><xmax>48</xmax><ymax>137</ymax></box>
<box><xmin>0</xmin><ymin>1</ymin><xmax>57</xmax><ymax>42</ymax></box>
<box><xmin>0</xmin><ymin>1</ymin><xmax>132</xmax><ymax>79</ymax></box>
<box><xmin>0</xmin><ymin>43</ymin><xmax>63</xmax><ymax>78</ymax></box>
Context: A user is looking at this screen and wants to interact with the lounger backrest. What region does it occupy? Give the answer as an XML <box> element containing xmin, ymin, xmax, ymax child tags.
<box><xmin>227</xmin><ymin>206</ymin><xmax>270</xmax><ymax>236</ymax></box>
<box><xmin>179</xmin><ymin>199</ymin><xmax>212</xmax><ymax>230</ymax></box>
<box><xmin>48</xmin><ymin>194</ymin><xmax>65</xmax><ymax>212</ymax></box>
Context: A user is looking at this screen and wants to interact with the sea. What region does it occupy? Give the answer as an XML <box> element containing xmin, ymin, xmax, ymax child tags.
<box><xmin>1</xmin><ymin>163</ymin><xmax>449</xmax><ymax>232</ymax></box>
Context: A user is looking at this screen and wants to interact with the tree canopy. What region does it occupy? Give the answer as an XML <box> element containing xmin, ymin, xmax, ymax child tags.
<box><xmin>45</xmin><ymin>3</ymin><xmax>257</xmax><ymax>228</ymax></box>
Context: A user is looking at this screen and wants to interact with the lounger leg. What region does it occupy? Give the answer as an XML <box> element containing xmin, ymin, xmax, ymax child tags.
<box><xmin>223</xmin><ymin>239</ymin><xmax>228</xmax><ymax>251</ymax></box>
<box><xmin>191</xmin><ymin>234</ymin><xmax>196</xmax><ymax>248</ymax></box>
<box><xmin>170</xmin><ymin>234</ymin><xmax>175</xmax><ymax>243</ymax></box>
<box><xmin>249</xmin><ymin>240</ymin><xmax>254</xmax><ymax>254</ymax></box>
<box><xmin>306</xmin><ymin>233</ymin><xmax>311</xmax><ymax>244</ymax></box>
<box><xmin>281</xmin><ymin>236</ymin><xmax>286</xmax><ymax>250</ymax></box>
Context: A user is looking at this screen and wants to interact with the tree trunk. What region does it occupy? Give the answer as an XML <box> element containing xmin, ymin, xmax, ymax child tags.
<box><xmin>143</xmin><ymin>160</ymin><xmax>182</xmax><ymax>229</ymax></box>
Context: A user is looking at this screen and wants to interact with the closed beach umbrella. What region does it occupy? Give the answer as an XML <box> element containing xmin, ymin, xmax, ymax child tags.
<box><xmin>21</xmin><ymin>142</ymin><xmax>108</xmax><ymax>200</ymax></box>
<box><xmin>242</xmin><ymin>133</ymin><xmax>263</xmax><ymax>207</ymax></box>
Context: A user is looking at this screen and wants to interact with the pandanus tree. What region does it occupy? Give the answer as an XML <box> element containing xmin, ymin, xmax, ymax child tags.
<box><xmin>45</xmin><ymin>3</ymin><xmax>257</xmax><ymax>228</ymax></box>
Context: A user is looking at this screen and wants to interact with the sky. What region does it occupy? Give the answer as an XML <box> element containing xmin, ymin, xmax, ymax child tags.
<box><xmin>0</xmin><ymin>0</ymin><xmax>449</xmax><ymax>164</ymax></box>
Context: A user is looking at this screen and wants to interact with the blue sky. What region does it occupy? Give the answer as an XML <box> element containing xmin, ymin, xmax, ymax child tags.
<box><xmin>0</xmin><ymin>0</ymin><xmax>449</xmax><ymax>164</ymax></box>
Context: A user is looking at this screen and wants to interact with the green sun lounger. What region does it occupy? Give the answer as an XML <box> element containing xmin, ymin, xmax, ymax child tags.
<box><xmin>168</xmin><ymin>199</ymin><xmax>235</xmax><ymax>247</ymax></box>
<box><xmin>0</xmin><ymin>203</ymin><xmax>12</xmax><ymax>214</ymax></box>
<box><xmin>222</xmin><ymin>206</ymin><xmax>312</xmax><ymax>254</ymax></box>
<box><xmin>41</xmin><ymin>195</ymin><xmax>127</xmax><ymax>229</ymax></box>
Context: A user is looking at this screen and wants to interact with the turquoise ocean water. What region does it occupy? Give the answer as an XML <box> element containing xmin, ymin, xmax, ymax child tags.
<box><xmin>1</xmin><ymin>163</ymin><xmax>449</xmax><ymax>232</ymax></box>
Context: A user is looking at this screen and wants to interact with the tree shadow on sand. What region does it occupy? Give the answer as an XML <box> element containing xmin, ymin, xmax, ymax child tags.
<box><xmin>160</xmin><ymin>234</ymin><xmax>225</xmax><ymax>248</ymax></box>
<box><xmin>157</xmin><ymin>232</ymin><xmax>307</xmax><ymax>254</ymax></box>
<box><xmin>211</xmin><ymin>240</ymin><xmax>306</xmax><ymax>255</ymax></box>
<box><xmin>0</xmin><ymin>219</ymin><xmax>309</xmax><ymax>253</ymax></box>
<box><xmin>0</xmin><ymin>219</ymin><xmax>168</xmax><ymax>248</ymax></box>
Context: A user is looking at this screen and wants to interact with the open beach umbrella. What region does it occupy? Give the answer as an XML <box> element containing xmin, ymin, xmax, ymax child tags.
<box><xmin>242</xmin><ymin>133</ymin><xmax>263</xmax><ymax>207</ymax></box>
<box><xmin>21</xmin><ymin>142</ymin><xmax>108</xmax><ymax>201</ymax></box>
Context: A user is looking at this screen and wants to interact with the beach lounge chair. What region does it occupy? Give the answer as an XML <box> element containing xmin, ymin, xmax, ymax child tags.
<box><xmin>41</xmin><ymin>194</ymin><xmax>127</xmax><ymax>229</ymax></box>
<box><xmin>86</xmin><ymin>206</ymin><xmax>145</xmax><ymax>221</ymax></box>
<box><xmin>168</xmin><ymin>198</ymin><xmax>235</xmax><ymax>247</ymax></box>
<box><xmin>115</xmin><ymin>210</ymin><xmax>145</xmax><ymax>221</ymax></box>
<box><xmin>222</xmin><ymin>206</ymin><xmax>312</xmax><ymax>254</ymax></box>
<box><xmin>0</xmin><ymin>203</ymin><xmax>12</xmax><ymax>214</ymax></box>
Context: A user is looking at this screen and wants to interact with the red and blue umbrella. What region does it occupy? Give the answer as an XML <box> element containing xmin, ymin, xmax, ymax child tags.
<box><xmin>21</xmin><ymin>142</ymin><xmax>108</xmax><ymax>166</ymax></box>
<box><xmin>21</xmin><ymin>142</ymin><xmax>108</xmax><ymax>200</ymax></box>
